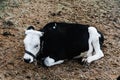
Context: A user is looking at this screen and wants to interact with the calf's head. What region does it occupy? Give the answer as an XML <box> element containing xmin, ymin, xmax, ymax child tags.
<box><xmin>23</xmin><ymin>26</ymin><xmax>43</xmax><ymax>63</ymax></box>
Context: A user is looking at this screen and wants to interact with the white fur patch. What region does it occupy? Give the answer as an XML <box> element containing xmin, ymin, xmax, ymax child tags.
<box><xmin>53</xmin><ymin>23</ymin><xmax>57</xmax><ymax>29</ymax></box>
<box><xmin>84</xmin><ymin>26</ymin><xmax>104</xmax><ymax>63</ymax></box>
<box><xmin>25</xmin><ymin>30</ymin><xmax>43</xmax><ymax>36</ymax></box>
<box><xmin>44</xmin><ymin>56</ymin><xmax>64</xmax><ymax>67</ymax></box>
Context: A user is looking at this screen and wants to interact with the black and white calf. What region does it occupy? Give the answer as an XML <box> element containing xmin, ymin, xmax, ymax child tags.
<box><xmin>23</xmin><ymin>22</ymin><xmax>104</xmax><ymax>67</ymax></box>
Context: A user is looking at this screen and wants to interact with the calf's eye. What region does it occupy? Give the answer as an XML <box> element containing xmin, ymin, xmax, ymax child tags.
<box><xmin>34</xmin><ymin>45</ymin><xmax>39</xmax><ymax>48</ymax></box>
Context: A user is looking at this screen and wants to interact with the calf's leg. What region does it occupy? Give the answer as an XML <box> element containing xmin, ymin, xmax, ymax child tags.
<box><xmin>44</xmin><ymin>56</ymin><xmax>64</xmax><ymax>67</ymax></box>
<box><xmin>82</xmin><ymin>27</ymin><xmax>104</xmax><ymax>64</ymax></box>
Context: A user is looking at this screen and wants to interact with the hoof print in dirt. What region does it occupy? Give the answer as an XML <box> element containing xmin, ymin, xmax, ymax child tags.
<box><xmin>26</xmin><ymin>76</ymin><xmax>31</xmax><ymax>79</ymax></box>
<box><xmin>2</xmin><ymin>32</ymin><xmax>14</xmax><ymax>36</ymax></box>
<box><xmin>3</xmin><ymin>20</ymin><xmax>14</xmax><ymax>27</ymax></box>
<box><xmin>50</xmin><ymin>11</ymin><xmax>62</xmax><ymax>16</ymax></box>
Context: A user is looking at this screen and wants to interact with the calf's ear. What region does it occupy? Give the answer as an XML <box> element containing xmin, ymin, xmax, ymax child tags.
<box><xmin>27</xmin><ymin>26</ymin><xmax>35</xmax><ymax>30</ymax></box>
<box><xmin>24</xmin><ymin>26</ymin><xmax>35</xmax><ymax>35</ymax></box>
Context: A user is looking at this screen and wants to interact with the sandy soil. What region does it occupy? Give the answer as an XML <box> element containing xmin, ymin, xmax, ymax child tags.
<box><xmin>0</xmin><ymin>0</ymin><xmax>120</xmax><ymax>80</ymax></box>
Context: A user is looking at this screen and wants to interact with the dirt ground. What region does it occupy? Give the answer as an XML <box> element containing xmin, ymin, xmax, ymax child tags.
<box><xmin>0</xmin><ymin>0</ymin><xmax>120</xmax><ymax>80</ymax></box>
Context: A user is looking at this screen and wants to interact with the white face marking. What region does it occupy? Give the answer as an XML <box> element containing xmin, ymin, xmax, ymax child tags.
<box><xmin>23</xmin><ymin>30</ymin><xmax>43</xmax><ymax>63</ymax></box>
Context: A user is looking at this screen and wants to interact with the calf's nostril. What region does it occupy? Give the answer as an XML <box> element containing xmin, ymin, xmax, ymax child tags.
<box><xmin>24</xmin><ymin>59</ymin><xmax>31</xmax><ymax>63</ymax></box>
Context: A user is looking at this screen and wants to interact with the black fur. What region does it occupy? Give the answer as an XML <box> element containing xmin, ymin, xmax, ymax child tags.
<box><xmin>37</xmin><ymin>22</ymin><xmax>104</xmax><ymax>62</ymax></box>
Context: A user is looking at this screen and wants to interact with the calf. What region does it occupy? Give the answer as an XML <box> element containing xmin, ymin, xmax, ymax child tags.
<box><xmin>23</xmin><ymin>22</ymin><xmax>104</xmax><ymax>67</ymax></box>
